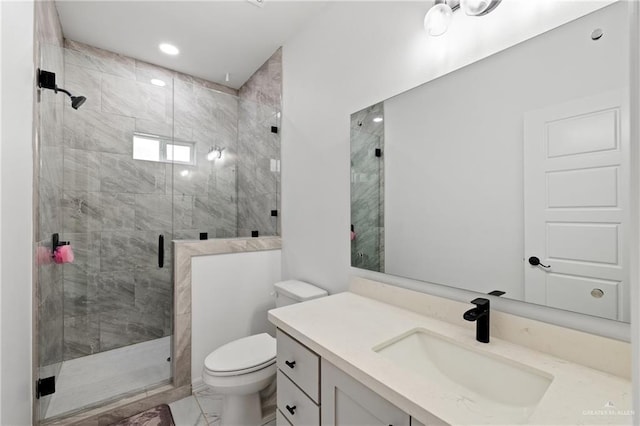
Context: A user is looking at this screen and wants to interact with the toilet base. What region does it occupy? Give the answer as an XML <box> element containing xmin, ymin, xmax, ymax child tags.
<box><xmin>220</xmin><ymin>392</ymin><xmax>262</xmax><ymax>426</ymax></box>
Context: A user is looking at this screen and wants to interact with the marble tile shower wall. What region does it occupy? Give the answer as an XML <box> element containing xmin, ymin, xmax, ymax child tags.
<box><xmin>350</xmin><ymin>103</ymin><xmax>385</xmax><ymax>272</ymax></box>
<box><xmin>237</xmin><ymin>48</ymin><xmax>282</xmax><ymax>237</ymax></box>
<box><xmin>60</xmin><ymin>40</ymin><xmax>241</xmax><ymax>360</ymax></box>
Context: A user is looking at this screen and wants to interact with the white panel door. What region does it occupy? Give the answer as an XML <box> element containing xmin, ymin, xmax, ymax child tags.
<box><xmin>524</xmin><ymin>90</ymin><xmax>628</xmax><ymax>321</ymax></box>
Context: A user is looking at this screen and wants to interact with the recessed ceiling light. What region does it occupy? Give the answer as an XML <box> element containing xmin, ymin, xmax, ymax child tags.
<box><xmin>373</xmin><ymin>117</ymin><xmax>383</xmax><ymax>123</ymax></box>
<box><xmin>150</xmin><ymin>79</ymin><xmax>166</xmax><ymax>87</ymax></box>
<box><xmin>159</xmin><ymin>43</ymin><xmax>179</xmax><ymax>55</ymax></box>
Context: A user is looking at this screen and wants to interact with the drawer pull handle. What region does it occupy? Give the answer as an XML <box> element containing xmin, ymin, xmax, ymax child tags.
<box><xmin>286</xmin><ymin>405</ymin><xmax>297</xmax><ymax>415</ymax></box>
<box><xmin>285</xmin><ymin>360</ymin><xmax>296</xmax><ymax>369</ymax></box>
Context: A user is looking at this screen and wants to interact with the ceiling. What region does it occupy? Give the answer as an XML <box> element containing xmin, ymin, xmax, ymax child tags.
<box><xmin>55</xmin><ymin>0</ymin><xmax>328</xmax><ymax>89</ymax></box>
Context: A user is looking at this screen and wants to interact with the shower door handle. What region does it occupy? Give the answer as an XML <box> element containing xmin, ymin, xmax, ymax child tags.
<box><xmin>158</xmin><ymin>234</ymin><xmax>164</xmax><ymax>268</ymax></box>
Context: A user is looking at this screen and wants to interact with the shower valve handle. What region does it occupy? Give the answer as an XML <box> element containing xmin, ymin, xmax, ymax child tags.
<box><xmin>158</xmin><ymin>234</ymin><xmax>164</xmax><ymax>268</ymax></box>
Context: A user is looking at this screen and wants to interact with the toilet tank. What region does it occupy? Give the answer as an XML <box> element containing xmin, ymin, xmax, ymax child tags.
<box><xmin>274</xmin><ymin>280</ymin><xmax>328</xmax><ymax>308</ymax></box>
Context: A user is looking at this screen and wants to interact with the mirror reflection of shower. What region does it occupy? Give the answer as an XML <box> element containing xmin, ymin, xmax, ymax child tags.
<box><xmin>37</xmin><ymin>69</ymin><xmax>86</xmax><ymax>110</ymax></box>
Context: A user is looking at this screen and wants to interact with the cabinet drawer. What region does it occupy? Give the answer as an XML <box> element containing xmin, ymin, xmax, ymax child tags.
<box><xmin>277</xmin><ymin>408</ymin><xmax>293</xmax><ymax>426</ymax></box>
<box><xmin>277</xmin><ymin>329</ymin><xmax>320</xmax><ymax>403</ymax></box>
<box><xmin>277</xmin><ymin>370</ymin><xmax>320</xmax><ymax>426</ymax></box>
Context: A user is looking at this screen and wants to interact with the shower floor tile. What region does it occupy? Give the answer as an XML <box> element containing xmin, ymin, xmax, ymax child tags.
<box><xmin>45</xmin><ymin>336</ymin><xmax>171</xmax><ymax>419</ymax></box>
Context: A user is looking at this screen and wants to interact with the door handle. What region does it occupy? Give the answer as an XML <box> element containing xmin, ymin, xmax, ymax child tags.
<box><xmin>286</xmin><ymin>405</ymin><xmax>296</xmax><ymax>415</ymax></box>
<box><xmin>158</xmin><ymin>234</ymin><xmax>164</xmax><ymax>268</ymax></box>
<box><xmin>528</xmin><ymin>256</ymin><xmax>550</xmax><ymax>268</ymax></box>
<box><xmin>285</xmin><ymin>360</ymin><xmax>296</xmax><ymax>369</ymax></box>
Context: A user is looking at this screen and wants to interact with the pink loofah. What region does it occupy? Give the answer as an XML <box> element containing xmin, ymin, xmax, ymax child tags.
<box><xmin>54</xmin><ymin>245</ymin><xmax>74</xmax><ymax>264</ymax></box>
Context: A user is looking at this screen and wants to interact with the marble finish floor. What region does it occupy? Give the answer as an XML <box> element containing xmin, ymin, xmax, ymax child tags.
<box><xmin>45</xmin><ymin>336</ymin><xmax>171</xmax><ymax>419</ymax></box>
<box><xmin>169</xmin><ymin>395</ymin><xmax>276</xmax><ymax>426</ymax></box>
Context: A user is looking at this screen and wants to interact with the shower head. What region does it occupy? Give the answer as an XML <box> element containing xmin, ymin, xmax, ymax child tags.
<box><xmin>37</xmin><ymin>70</ymin><xmax>87</xmax><ymax>110</ymax></box>
<box><xmin>56</xmin><ymin>88</ymin><xmax>86</xmax><ymax>110</ymax></box>
<box><xmin>70</xmin><ymin>96</ymin><xmax>87</xmax><ymax>110</ymax></box>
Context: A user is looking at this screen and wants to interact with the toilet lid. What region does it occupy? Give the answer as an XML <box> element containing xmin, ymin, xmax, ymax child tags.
<box><xmin>205</xmin><ymin>333</ymin><xmax>276</xmax><ymax>375</ymax></box>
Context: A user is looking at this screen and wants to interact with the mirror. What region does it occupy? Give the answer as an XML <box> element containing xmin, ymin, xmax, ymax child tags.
<box><xmin>350</xmin><ymin>2</ymin><xmax>630</xmax><ymax>322</ymax></box>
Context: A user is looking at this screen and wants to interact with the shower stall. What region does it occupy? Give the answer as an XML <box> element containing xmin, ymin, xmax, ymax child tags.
<box><xmin>35</xmin><ymin>41</ymin><xmax>281</xmax><ymax>422</ymax></box>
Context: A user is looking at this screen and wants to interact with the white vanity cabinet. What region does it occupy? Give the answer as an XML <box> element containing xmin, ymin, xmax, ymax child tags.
<box><xmin>277</xmin><ymin>329</ymin><xmax>321</xmax><ymax>425</ymax></box>
<box><xmin>276</xmin><ymin>328</ymin><xmax>427</xmax><ymax>426</ymax></box>
<box><xmin>321</xmin><ymin>359</ymin><xmax>414</xmax><ymax>426</ymax></box>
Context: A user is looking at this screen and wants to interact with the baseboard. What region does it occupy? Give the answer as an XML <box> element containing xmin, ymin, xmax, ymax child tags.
<box><xmin>261</xmin><ymin>410</ymin><xmax>276</xmax><ymax>425</ymax></box>
<box><xmin>191</xmin><ymin>378</ymin><xmax>206</xmax><ymax>393</ymax></box>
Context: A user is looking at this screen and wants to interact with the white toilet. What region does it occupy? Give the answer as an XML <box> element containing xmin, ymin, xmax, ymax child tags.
<box><xmin>202</xmin><ymin>280</ymin><xmax>328</xmax><ymax>426</ymax></box>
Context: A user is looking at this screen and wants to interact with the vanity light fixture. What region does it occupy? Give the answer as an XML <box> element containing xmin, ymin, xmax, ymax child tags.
<box><xmin>207</xmin><ymin>146</ymin><xmax>225</xmax><ymax>161</ymax></box>
<box><xmin>247</xmin><ymin>0</ymin><xmax>265</xmax><ymax>8</ymax></box>
<box><xmin>460</xmin><ymin>0</ymin><xmax>502</xmax><ymax>16</ymax></box>
<box><xmin>159</xmin><ymin>43</ymin><xmax>180</xmax><ymax>55</ymax></box>
<box><xmin>373</xmin><ymin>117</ymin><xmax>383</xmax><ymax>123</ymax></box>
<box><xmin>150</xmin><ymin>79</ymin><xmax>166</xmax><ymax>87</ymax></box>
<box><xmin>424</xmin><ymin>0</ymin><xmax>501</xmax><ymax>37</ymax></box>
<box><xmin>424</xmin><ymin>0</ymin><xmax>457</xmax><ymax>37</ymax></box>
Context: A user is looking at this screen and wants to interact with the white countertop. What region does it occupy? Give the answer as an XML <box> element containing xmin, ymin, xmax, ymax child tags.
<box><xmin>268</xmin><ymin>292</ymin><xmax>632</xmax><ymax>425</ymax></box>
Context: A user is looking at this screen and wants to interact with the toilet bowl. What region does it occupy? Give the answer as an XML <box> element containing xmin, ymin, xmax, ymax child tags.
<box><xmin>202</xmin><ymin>280</ymin><xmax>328</xmax><ymax>426</ymax></box>
<box><xmin>203</xmin><ymin>333</ymin><xmax>276</xmax><ymax>426</ymax></box>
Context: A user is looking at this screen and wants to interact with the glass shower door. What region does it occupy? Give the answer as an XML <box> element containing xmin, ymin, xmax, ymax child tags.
<box><xmin>169</xmin><ymin>84</ymin><xmax>282</xmax><ymax>241</ymax></box>
<box><xmin>35</xmin><ymin>41</ymin><xmax>66</xmax><ymax>422</ymax></box>
<box><xmin>237</xmin><ymin>98</ymin><xmax>281</xmax><ymax>237</ymax></box>
<box><xmin>36</xmin><ymin>43</ymin><xmax>176</xmax><ymax>421</ymax></box>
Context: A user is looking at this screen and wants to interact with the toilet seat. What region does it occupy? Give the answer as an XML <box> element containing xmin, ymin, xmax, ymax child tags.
<box><xmin>204</xmin><ymin>358</ymin><xmax>276</xmax><ymax>377</ymax></box>
<box><xmin>204</xmin><ymin>333</ymin><xmax>276</xmax><ymax>377</ymax></box>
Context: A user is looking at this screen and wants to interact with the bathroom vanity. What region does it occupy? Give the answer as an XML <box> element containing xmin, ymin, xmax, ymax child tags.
<box><xmin>276</xmin><ymin>328</ymin><xmax>428</xmax><ymax>426</ymax></box>
<box><xmin>268</xmin><ymin>279</ymin><xmax>632</xmax><ymax>425</ymax></box>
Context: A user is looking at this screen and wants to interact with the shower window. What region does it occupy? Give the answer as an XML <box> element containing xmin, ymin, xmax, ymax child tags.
<box><xmin>133</xmin><ymin>132</ymin><xmax>196</xmax><ymax>165</ymax></box>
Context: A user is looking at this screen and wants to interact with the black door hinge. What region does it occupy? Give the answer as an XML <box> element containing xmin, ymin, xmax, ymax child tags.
<box><xmin>36</xmin><ymin>376</ymin><xmax>55</xmax><ymax>399</ymax></box>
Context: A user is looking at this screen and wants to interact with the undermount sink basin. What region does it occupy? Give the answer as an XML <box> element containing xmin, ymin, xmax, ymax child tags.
<box><xmin>374</xmin><ymin>328</ymin><xmax>553</xmax><ymax>423</ymax></box>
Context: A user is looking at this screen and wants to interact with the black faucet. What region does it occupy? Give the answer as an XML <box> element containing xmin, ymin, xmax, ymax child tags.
<box><xmin>463</xmin><ymin>298</ymin><xmax>490</xmax><ymax>343</ymax></box>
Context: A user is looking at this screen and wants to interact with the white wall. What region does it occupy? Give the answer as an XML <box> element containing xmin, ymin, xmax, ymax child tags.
<box><xmin>629</xmin><ymin>0</ymin><xmax>640</xmax><ymax>419</ymax></box>
<box><xmin>0</xmin><ymin>0</ymin><xmax>35</xmax><ymax>424</ymax></box>
<box><xmin>281</xmin><ymin>1</ymin><xmax>626</xmax><ymax>329</ymax></box>
<box><xmin>191</xmin><ymin>250</ymin><xmax>282</xmax><ymax>383</ymax></box>
<box><xmin>0</xmin><ymin>2</ymin><xmax>3</xmax><ymax>421</ymax></box>
<box><xmin>384</xmin><ymin>3</ymin><xmax>627</xmax><ymax>300</ymax></box>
